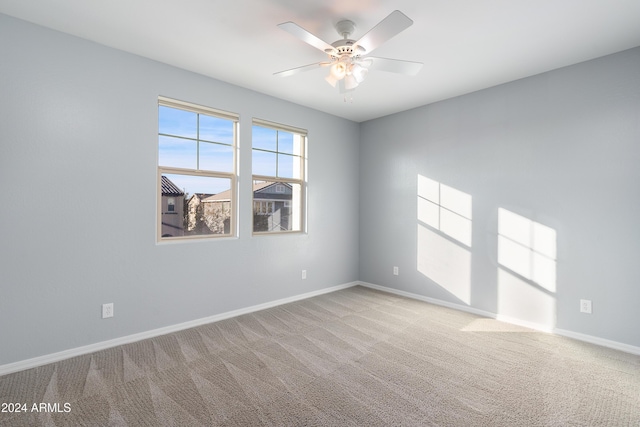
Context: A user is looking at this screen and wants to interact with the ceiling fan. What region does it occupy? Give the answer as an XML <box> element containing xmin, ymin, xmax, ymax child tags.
<box><xmin>274</xmin><ymin>10</ymin><xmax>423</xmax><ymax>93</ymax></box>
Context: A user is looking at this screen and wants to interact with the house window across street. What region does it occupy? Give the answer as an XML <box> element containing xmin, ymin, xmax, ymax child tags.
<box><xmin>158</xmin><ymin>97</ymin><xmax>238</xmax><ymax>240</ymax></box>
<box><xmin>252</xmin><ymin>119</ymin><xmax>306</xmax><ymax>234</ymax></box>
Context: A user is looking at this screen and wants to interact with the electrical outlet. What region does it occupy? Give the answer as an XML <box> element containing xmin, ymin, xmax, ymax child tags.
<box><xmin>393</xmin><ymin>266</ymin><xmax>399</xmax><ymax>276</ymax></box>
<box><xmin>580</xmin><ymin>299</ymin><xmax>592</xmax><ymax>314</ymax></box>
<box><xmin>102</xmin><ymin>303</ymin><xmax>114</xmax><ymax>319</ymax></box>
<box><xmin>301</xmin><ymin>270</ymin><xmax>307</xmax><ymax>280</ymax></box>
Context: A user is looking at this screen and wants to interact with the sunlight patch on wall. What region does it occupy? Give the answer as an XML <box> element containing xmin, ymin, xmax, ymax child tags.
<box><xmin>498</xmin><ymin>208</ymin><xmax>557</xmax><ymax>292</ymax></box>
<box><xmin>417</xmin><ymin>224</ymin><xmax>471</xmax><ymax>305</ymax></box>
<box><xmin>417</xmin><ymin>175</ymin><xmax>472</xmax><ymax>247</ymax></box>
<box><xmin>417</xmin><ymin>175</ymin><xmax>473</xmax><ymax>305</ymax></box>
<box><xmin>497</xmin><ymin>208</ymin><xmax>557</xmax><ymax>329</ymax></box>
<box><xmin>497</xmin><ymin>268</ymin><xmax>556</xmax><ymax>330</ymax></box>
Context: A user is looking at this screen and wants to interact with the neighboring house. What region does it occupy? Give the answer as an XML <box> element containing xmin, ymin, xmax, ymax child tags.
<box><xmin>182</xmin><ymin>181</ymin><xmax>292</xmax><ymax>235</ymax></box>
<box><xmin>252</xmin><ymin>181</ymin><xmax>293</xmax><ymax>232</ymax></box>
<box><xmin>160</xmin><ymin>175</ymin><xmax>185</xmax><ymax>237</ymax></box>
<box><xmin>186</xmin><ymin>192</ymin><xmax>230</xmax><ymax>235</ymax></box>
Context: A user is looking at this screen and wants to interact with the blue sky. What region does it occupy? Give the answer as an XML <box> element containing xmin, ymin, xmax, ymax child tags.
<box><xmin>159</xmin><ymin>105</ymin><xmax>302</xmax><ymax>195</ymax></box>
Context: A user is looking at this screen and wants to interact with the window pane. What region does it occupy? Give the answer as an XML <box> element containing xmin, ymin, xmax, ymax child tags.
<box><xmin>277</xmin><ymin>153</ymin><xmax>301</xmax><ymax>179</ymax></box>
<box><xmin>200</xmin><ymin>115</ymin><xmax>234</xmax><ymax>145</ymax></box>
<box><xmin>253</xmin><ymin>150</ymin><xmax>277</xmax><ymax>176</ymax></box>
<box><xmin>252</xmin><ymin>126</ymin><xmax>277</xmax><ymax>151</ymax></box>
<box><xmin>160</xmin><ymin>173</ymin><xmax>232</xmax><ymax>238</ymax></box>
<box><xmin>253</xmin><ymin>180</ymin><xmax>301</xmax><ymax>233</ymax></box>
<box><xmin>159</xmin><ymin>135</ymin><xmax>196</xmax><ymax>169</ymax></box>
<box><xmin>278</xmin><ymin>131</ymin><xmax>295</xmax><ymax>154</ymax></box>
<box><xmin>199</xmin><ymin>142</ymin><xmax>234</xmax><ymax>172</ymax></box>
<box><xmin>159</xmin><ymin>106</ymin><xmax>197</xmax><ymax>138</ymax></box>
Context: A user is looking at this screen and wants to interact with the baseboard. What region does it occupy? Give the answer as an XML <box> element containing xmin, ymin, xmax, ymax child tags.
<box><xmin>553</xmin><ymin>328</ymin><xmax>640</xmax><ymax>356</ymax></box>
<box><xmin>0</xmin><ymin>281</ymin><xmax>359</xmax><ymax>376</ymax></box>
<box><xmin>358</xmin><ymin>281</ymin><xmax>497</xmax><ymax>319</ymax></box>
<box><xmin>357</xmin><ymin>281</ymin><xmax>640</xmax><ymax>356</ymax></box>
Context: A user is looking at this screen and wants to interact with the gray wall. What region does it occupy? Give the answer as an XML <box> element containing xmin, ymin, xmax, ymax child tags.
<box><xmin>2</xmin><ymin>12</ymin><xmax>639</xmax><ymax>366</ymax></box>
<box><xmin>0</xmin><ymin>14</ymin><xmax>360</xmax><ymax>365</ymax></box>
<box><xmin>359</xmin><ymin>47</ymin><xmax>640</xmax><ymax>347</ymax></box>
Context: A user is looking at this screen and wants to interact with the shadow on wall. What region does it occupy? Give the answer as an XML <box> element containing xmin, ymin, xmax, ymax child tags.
<box><xmin>416</xmin><ymin>175</ymin><xmax>558</xmax><ymax>330</ymax></box>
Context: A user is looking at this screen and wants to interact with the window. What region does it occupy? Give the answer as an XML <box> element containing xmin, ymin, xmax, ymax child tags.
<box><xmin>252</xmin><ymin>119</ymin><xmax>306</xmax><ymax>233</ymax></box>
<box><xmin>253</xmin><ymin>201</ymin><xmax>274</xmax><ymax>215</ymax></box>
<box><xmin>158</xmin><ymin>97</ymin><xmax>238</xmax><ymax>240</ymax></box>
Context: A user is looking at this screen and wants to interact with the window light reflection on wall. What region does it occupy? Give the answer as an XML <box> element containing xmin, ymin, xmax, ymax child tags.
<box><xmin>417</xmin><ymin>175</ymin><xmax>472</xmax><ymax>247</ymax></box>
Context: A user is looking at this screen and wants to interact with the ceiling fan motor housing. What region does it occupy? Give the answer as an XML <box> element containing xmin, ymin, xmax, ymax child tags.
<box><xmin>329</xmin><ymin>40</ymin><xmax>357</xmax><ymax>57</ymax></box>
<box><xmin>326</xmin><ymin>19</ymin><xmax>365</xmax><ymax>60</ymax></box>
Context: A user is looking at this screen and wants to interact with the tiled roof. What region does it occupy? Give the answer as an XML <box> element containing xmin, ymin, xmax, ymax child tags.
<box><xmin>205</xmin><ymin>192</ymin><xmax>231</xmax><ymax>201</ymax></box>
<box><xmin>161</xmin><ymin>176</ymin><xmax>184</xmax><ymax>196</ymax></box>
<box><xmin>203</xmin><ymin>181</ymin><xmax>279</xmax><ymax>201</ymax></box>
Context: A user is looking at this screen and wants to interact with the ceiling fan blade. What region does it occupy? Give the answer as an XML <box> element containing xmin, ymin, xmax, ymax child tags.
<box><xmin>278</xmin><ymin>22</ymin><xmax>336</xmax><ymax>54</ymax></box>
<box><xmin>367</xmin><ymin>57</ymin><xmax>423</xmax><ymax>76</ymax></box>
<box><xmin>353</xmin><ymin>10</ymin><xmax>413</xmax><ymax>54</ymax></box>
<box><xmin>274</xmin><ymin>62</ymin><xmax>331</xmax><ymax>77</ymax></box>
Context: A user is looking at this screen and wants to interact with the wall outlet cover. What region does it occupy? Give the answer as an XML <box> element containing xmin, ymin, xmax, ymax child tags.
<box><xmin>580</xmin><ymin>299</ymin><xmax>592</xmax><ymax>314</ymax></box>
<box><xmin>102</xmin><ymin>303</ymin><xmax>114</xmax><ymax>318</ymax></box>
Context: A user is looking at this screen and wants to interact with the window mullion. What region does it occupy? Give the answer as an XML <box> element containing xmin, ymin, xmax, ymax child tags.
<box><xmin>196</xmin><ymin>113</ymin><xmax>200</xmax><ymax>171</ymax></box>
<box><xmin>275</xmin><ymin>130</ymin><xmax>279</xmax><ymax>178</ymax></box>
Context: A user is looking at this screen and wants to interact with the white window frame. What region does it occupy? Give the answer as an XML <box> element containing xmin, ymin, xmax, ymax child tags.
<box><xmin>157</xmin><ymin>96</ymin><xmax>239</xmax><ymax>241</ymax></box>
<box><xmin>252</xmin><ymin>118</ymin><xmax>307</xmax><ymax>235</ymax></box>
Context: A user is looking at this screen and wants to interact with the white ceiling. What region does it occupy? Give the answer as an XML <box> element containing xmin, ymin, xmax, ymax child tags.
<box><xmin>2</xmin><ymin>0</ymin><xmax>640</xmax><ymax>122</ymax></box>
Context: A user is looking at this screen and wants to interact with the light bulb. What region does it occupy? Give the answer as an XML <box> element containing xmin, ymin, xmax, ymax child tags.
<box><xmin>344</xmin><ymin>75</ymin><xmax>358</xmax><ymax>91</ymax></box>
<box><xmin>325</xmin><ymin>73</ymin><xmax>338</xmax><ymax>87</ymax></box>
<box><xmin>352</xmin><ymin>64</ymin><xmax>368</xmax><ymax>83</ymax></box>
<box><xmin>330</xmin><ymin>62</ymin><xmax>347</xmax><ymax>79</ymax></box>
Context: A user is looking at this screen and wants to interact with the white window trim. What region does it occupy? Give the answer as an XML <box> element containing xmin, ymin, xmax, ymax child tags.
<box><xmin>157</xmin><ymin>97</ymin><xmax>239</xmax><ymax>242</ymax></box>
<box><xmin>251</xmin><ymin>118</ymin><xmax>307</xmax><ymax>235</ymax></box>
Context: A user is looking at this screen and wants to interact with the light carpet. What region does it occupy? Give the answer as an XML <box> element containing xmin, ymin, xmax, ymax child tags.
<box><xmin>1</xmin><ymin>286</ymin><xmax>639</xmax><ymax>426</ymax></box>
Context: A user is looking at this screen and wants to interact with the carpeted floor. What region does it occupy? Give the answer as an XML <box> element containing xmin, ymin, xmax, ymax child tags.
<box><xmin>1</xmin><ymin>286</ymin><xmax>639</xmax><ymax>426</ymax></box>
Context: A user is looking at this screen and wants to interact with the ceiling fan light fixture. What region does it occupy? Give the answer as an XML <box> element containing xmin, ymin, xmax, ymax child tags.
<box><xmin>325</xmin><ymin>73</ymin><xmax>339</xmax><ymax>87</ymax></box>
<box><xmin>344</xmin><ymin>74</ymin><xmax>359</xmax><ymax>91</ymax></box>
<box><xmin>330</xmin><ymin>62</ymin><xmax>347</xmax><ymax>79</ymax></box>
<box><xmin>352</xmin><ymin>64</ymin><xmax>368</xmax><ymax>83</ymax></box>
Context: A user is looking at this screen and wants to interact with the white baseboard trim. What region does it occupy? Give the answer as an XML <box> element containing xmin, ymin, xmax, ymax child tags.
<box><xmin>357</xmin><ymin>281</ymin><xmax>640</xmax><ymax>356</ymax></box>
<box><xmin>0</xmin><ymin>281</ymin><xmax>358</xmax><ymax>377</ymax></box>
<box><xmin>553</xmin><ymin>328</ymin><xmax>640</xmax><ymax>356</ymax></box>
<box><xmin>358</xmin><ymin>281</ymin><xmax>496</xmax><ymax>319</ymax></box>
